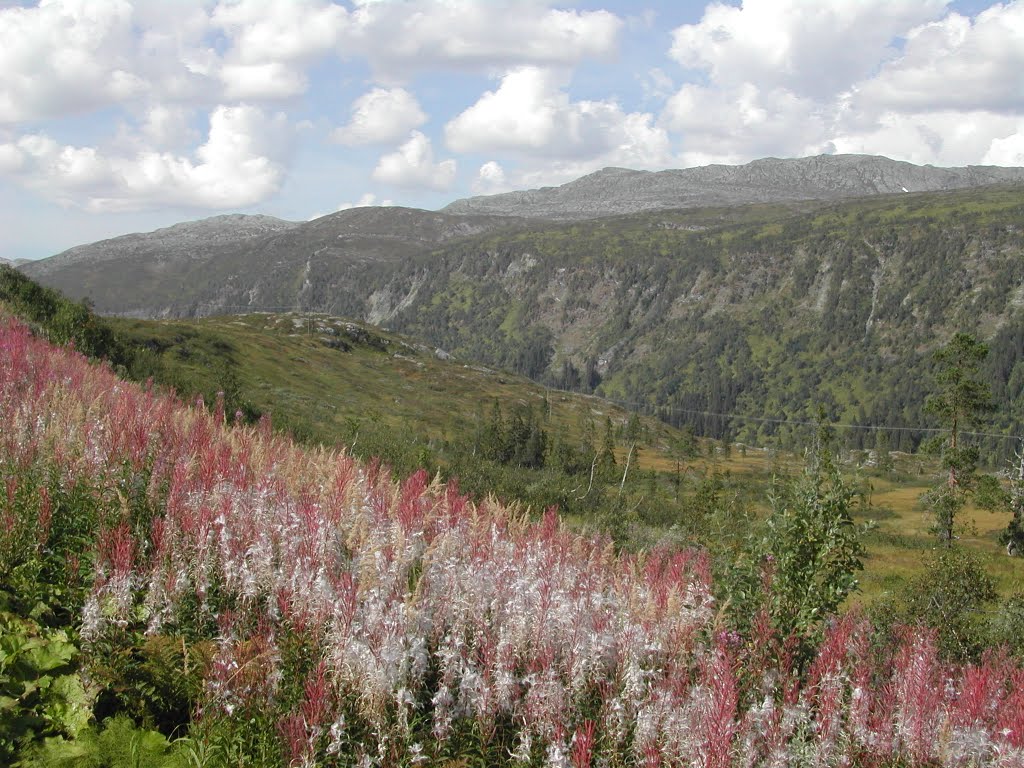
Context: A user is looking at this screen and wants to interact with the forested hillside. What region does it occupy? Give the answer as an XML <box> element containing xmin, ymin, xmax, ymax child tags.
<box><xmin>382</xmin><ymin>188</ymin><xmax>1024</xmax><ymax>454</ymax></box>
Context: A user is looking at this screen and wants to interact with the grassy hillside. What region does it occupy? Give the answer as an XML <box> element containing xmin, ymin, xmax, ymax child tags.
<box><xmin>111</xmin><ymin>312</ymin><xmax>677</xmax><ymax>466</ymax></box>
<box><xmin>23</xmin><ymin>187</ymin><xmax>1024</xmax><ymax>463</ymax></box>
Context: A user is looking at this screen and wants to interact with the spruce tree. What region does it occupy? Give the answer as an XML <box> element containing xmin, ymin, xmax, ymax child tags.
<box><xmin>923</xmin><ymin>333</ymin><xmax>995</xmax><ymax>545</ymax></box>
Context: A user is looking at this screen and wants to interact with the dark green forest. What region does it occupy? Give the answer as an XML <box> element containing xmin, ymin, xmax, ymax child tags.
<box><xmin>378</xmin><ymin>189</ymin><xmax>1024</xmax><ymax>459</ymax></box>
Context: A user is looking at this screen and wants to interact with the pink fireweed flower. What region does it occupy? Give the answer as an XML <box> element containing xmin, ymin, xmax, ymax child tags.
<box><xmin>277</xmin><ymin>712</ymin><xmax>310</xmax><ymax>768</ymax></box>
<box><xmin>893</xmin><ymin>628</ymin><xmax>944</xmax><ymax>765</ymax></box>
<box><xmin>570</xmin><ymin>719</ymin><xmax>596</xmax><ymax>768</ymax></box>
<box><xmin>698</xmin><ymin>646</ymin><xmax>739</xmax><ymax>768</ymax></box>
<box><xmin>996</xmin><ymin>668</ymin><xmax>1024</xmax><ymax>749</ymax></box>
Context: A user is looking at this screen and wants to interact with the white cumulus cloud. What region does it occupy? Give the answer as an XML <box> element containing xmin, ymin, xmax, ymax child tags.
<box><xmin>984</xmin><ymin>127</ymin><xmax>1024</xmax><ymax>166</ymax></box>
<box><xmin>669</xmin><ymin>0</ymin><xmax>947</xmax><ymax>99</ymax></box>
<box><xmin>333</xmin><ymin>88</ymin><xmax>427</xmax><ymax>146</ymax></box>
<box><xmin>0</xmin><ymin>0</ymin><xmax>145</xmax><ymax>123</ymax></box>
<box><xmin>446</xmin><ymin>67</ymin><xmax>671</xmax><ymax>167</ymax></box>
<box><xmin>336</xmin><ymin>192</ymin><xmax>394</xmax><ymax>210</ymax></box>
<box><xmin>343</xmin><ymin>0</ymin><xmax>622</xmax><ymax>80</ymax></box>
<box><xmin>372</xmin><ymin>131</ymin><xmax>456</xmax><ymax>190</ymax></box>
<box><xmin>212</xmin><ymin>0</ymin><xmax>348</xmax><ymax>99</ymax></box>
<box><xmin>830</xmin><ymin>110</ymin><xmax>1021</xmax><ymax>167</ymax></box>
<box><xmin>663</xmin><ymin>83</ymin><xmax>832</xmax><ymax>163</ymax></box>
<box><xmin>139</xmin><ymin>105</ymin><xmax>197</xmax><ymax>149</ymax></box>
<box><xmin>660</xmin><ymin>0</ymin><xmax>1024</xmax><ymax>168</ymax></box>
<box><xmin>219</xmin><ymin>62</ymin><xmax>309</xmax><ymax>101</ymax></box>
<box><xmin>0</xmin><ymin>105</ymin><xmax>291</xmax><ymax>212</ymax></box>
<box><xmin>851</xmin><ymin>5</ymin><xmax>1024</xmax><ymax>114</ymax></box>
<box><xmin>0</xmin><ymin>0</ymin><xmax>218</xmax><ymax>123</ymax></box>
<box><xmin>473</xmin><ymin>161</ymin><xmax>509</xmax><ymax>194</ymax></box>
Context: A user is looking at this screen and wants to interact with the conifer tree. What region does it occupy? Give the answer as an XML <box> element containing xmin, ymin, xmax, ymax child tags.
<box><xmin>923</xmin><ymin>333</ymin><xmax>994</xmax><ymax>545</ymax></box>
<box><xmin>874</xmin><ymin>429</ymin><xmax>894</xmax><ymax>473</ymax></box>
<box><xmin>597</xmin><ymin>416</ymin><xmax>617</xmax><ymax>480</ymax></box>
<box><xmin>480</xmin><ymin>400</ymin><xmax>505</xmax><ymax>463</ymax></box>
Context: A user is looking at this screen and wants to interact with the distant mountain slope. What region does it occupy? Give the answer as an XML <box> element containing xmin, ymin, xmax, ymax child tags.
<box><xmin>388</xmin><ymin>186</ymin><xmax>1024</xmax><ymax>451</ymax></box>
<box><xmin>443</xmin><ymin>154</ymin><xmax>1024</xmax><ymax>219</ymax></box>
<box><xmin>22</xmin><ymin>207</ymin><xmax>526</xmax><ymax>317</ymax></box>
<box><xmin>25</xmin><ymin>213</ymin><xmax>299</xmax><ymax>277</ymax></box>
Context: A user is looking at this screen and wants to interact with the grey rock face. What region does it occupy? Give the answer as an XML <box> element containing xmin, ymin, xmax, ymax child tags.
<box><xmin>20</xmin><ymin>154</ymin><xmax>1024</xmax><ymax>319</ymax></box>
<box><xmin>443</xmin><ymin>154</ymin><xmax>1024</xmax><ymax>219</ymax></box>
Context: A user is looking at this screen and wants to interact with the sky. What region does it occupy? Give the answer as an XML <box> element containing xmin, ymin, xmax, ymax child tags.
<box><xmin>1</xmin><ymin>0</ymin><xmax>1022</xmax><ymax>261</ymax></box>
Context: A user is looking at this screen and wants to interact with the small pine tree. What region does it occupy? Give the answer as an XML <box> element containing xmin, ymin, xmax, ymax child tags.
<box><xmin>580</xmin><ymin>416</ymin><xmax>596</xmax><ymax>457</ymax></box>
<box><xmin>480</xmin><ymin>400</ymin><xmax>506</xmax><ymax>463</ymax></box>
<box><xmin>518</xmin><ymin>410</ymin><xmax>547</xmax><ymax>469</ymax></box>
<box><xmin>923</xmin><ymin>333</ymin><xmax>995</xmax><ymax>545</ymax></box>
<box><xmin>624</xmin><ymin>412</ymin><xmax>642</xmax><ymax>444</ymax></box>
<box><xmin>597</xmin><ymin>416</ymin><xmax>617</xmax><ymax>480</ymax></box>
<box><xmin>874</xmin><ymin>429</ymin><xmax>894</xmax><ymax>473</ymax></box>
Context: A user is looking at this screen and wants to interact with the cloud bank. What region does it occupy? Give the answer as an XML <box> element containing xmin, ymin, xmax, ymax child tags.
<box><xmin>0</xmin><ymin>0</ymin><xmax>1021</xmax><ymax>222</ymax></box>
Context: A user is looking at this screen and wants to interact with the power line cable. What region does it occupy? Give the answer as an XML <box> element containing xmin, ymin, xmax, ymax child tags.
<box><xmin>156</xmin><ymin>306</ymin><xmax>1024</xmax><ymax>444</ymax></box>
<box><xmin>539</xmin><ymin>387</ymin><xmax>1022</xmax><ymax>443</ymax></box>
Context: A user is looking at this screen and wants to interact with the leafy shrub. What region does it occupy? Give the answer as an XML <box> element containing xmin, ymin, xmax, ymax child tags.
<box><xmin>988</xmin><ymin>592</ymin><xmax>1024</xmax><ymax>657</ymax></box>
<box><xmin>720</xmin><ymin>450</ymin><xmax>865</xmax><ymax>663</ymax></box>
<box><xmin>0</xmin><ymin>612</ymin><xmax>91</xmax><ymax>763</ymax></box>
<box><xmin>880</xmin><ymin>546</ymin><xmax>998</xmax><ymax>661</ymax></box>
<box><xmin>19</xmin><ymin>715</ymin><xmax>185</xmax><ymax>768</ymax></box>
<box><xmin>88</xmin><ymin>634</ymin><xmax>212</xmax><ymax>738</ymax></box>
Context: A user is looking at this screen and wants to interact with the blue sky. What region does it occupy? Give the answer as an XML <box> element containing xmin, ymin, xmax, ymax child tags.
<box><xmin>1</xmin><ymin>0</ymin><xmax>1022</xmax><ymax>260</ymax></box>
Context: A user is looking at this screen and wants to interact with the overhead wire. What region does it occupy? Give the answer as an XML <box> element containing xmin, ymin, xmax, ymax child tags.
<box><xmin>591</xmin><ymin>396</ymin><xmax>1024</xmax><ymax>443</ymax></box>
<box><xmin>149</xmin><ymin>304</ymin><xmax>1024</xmax><ymax>445</ymax></box>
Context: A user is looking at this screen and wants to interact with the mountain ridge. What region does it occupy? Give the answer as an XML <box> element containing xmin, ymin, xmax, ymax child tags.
<box><xmin>443</xmin><ymin>154</ymin><xmax>1024</xmax><ymax>219</ymax></box>
<box><xmin>24</xmin><ymin>213</ymin><xmax>300</xmax><ymax>278</ymax></box>
<box><xmin>21</xmin><ymin>206</ymin><xmax>530</xmax><ymax>317</ymax></box>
